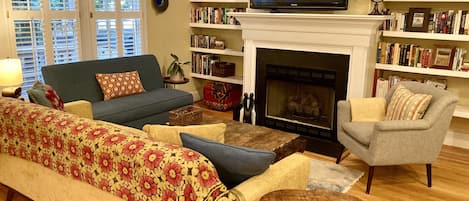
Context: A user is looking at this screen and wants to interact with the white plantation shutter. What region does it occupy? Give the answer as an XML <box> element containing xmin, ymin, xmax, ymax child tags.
<box><xmin>51</xmin><ymin>19</ymin><xmax>79</xmax><ymax>64</ymax></box>
<box><xmin>122</xmin><ymin>18</ymin><xmax>141</xmax><ymax>57</ymax></box>
<box><xmin>13</xmin><ymin>19</ymin><xmax>46</xmax><ymax>91</ymax></box>
<box><xmin>12</xmin><ymin>0</ymin><xmax>41</xmax><ymax>10</ymax></box>
<box><xmin>96</xmin><ymin>19</ymin><xmax>118</xmax><ymax>59</ymax></box>
<box><xmin>7</xmin><ymin>0</ymin><xmax>80</xmax><ymax>96</ymax></box>
<box><xmin>92</xmin><ymin>0</ymin><xmax>143</xmax><ymax>59</ymax></box>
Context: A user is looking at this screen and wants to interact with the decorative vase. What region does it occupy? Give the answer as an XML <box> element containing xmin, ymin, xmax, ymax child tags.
<box><xmin>170</xmin><ymin>72</ymin><xmax>184</xmax><ymax>82</ymax></box>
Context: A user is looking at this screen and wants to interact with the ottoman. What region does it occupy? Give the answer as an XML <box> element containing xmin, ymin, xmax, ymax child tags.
<box><xmin>203</xmin><ymin>81</ymin><xmax>242</xmax><ymax>111</ymax></box>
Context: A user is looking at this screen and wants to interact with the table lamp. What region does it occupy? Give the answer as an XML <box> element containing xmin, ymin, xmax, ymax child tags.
<box><xmin>0</xmin><ymin>58</ymin><xmax>23</xmax><ymax>98</ymax></box>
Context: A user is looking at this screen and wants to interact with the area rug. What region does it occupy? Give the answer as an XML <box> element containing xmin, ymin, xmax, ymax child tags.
<box><xmin>307</xmin><ymin>159</ymin><xmax>364</xmax><ymax>193</ymax></box>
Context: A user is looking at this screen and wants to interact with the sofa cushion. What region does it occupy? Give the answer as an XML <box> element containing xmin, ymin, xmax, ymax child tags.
<box><xmin>27</xmin><ymin>81</ymin><xmax>64</xmax><ymax>111</ymax></box>
<box><xmin>180</xmin><ymin>133</ymin><xmax>276</xmax><ymax>189</ymax></box>
<box><xmin>95</xmin><ymin>70</ymin><xmax>145</xmax><ymax>100</ymax></box>
<box><xmin>385</xmin><ymin>84</ymin><xmax>432</xmax><ymax>121</ymax></box>
<box><xmin>92</xmin><ymin>88</ymin><xmax>193</xmax><ymax>124</ymax></box>
<box><xmin>342</xmin><ymin>122</ymin><xmax>375</xmax><ymax>146</ymax></box>
<box><xmin>142</xmin><ymin>123</ymin><xmax>226</xmax><ymax>145</ymax></box>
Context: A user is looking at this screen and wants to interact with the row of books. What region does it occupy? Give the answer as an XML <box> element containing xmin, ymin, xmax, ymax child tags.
<box><xmin>190</xmin><ymin>7</ymin><xmax>244</xmax><ymax>25</ymax></box>
<box><xmin>191</xmin><ymin>34</ymin><xmax>224</xmax><ymax>49</ymax></box>
<box><xmin>375</xmin><ymin>75</ymin><xmax>447</xmax><ymax>97</ymax></box>
<box><xmin>377</xmin><ymin>42</ymin><xmax>467</xmax><ymax>71</ymax></box>
<box><xmin>377</xmin><ymin>42</ymin><xmax>433</xmax><ymax>68</ymax></box>
<box><xmin>383</xmin><ymin>10</ymin><xmax>469</xmax><ymax>34</ymax></box>
<box><xmin>192</xmin><ymin>52</ymin><xmax>220</xmax><ymax>76</ymax></box>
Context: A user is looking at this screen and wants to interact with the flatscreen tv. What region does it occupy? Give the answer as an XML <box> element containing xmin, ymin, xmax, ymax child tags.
<box><xmin>250</xmin><ymin>0</ymin><xmax>348</xmax><ymax>10</ymax></box>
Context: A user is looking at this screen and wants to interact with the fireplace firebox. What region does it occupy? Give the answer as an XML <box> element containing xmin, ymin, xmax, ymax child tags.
<box><xmin>255</xmin><ymin>48</ymin><xmax>349</xmax><ymax>156</ymax></box>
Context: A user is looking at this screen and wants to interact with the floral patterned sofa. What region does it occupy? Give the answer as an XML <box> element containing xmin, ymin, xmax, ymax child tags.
<box><xmin>0</xmin><ymin>97</ymin><xmax>310</xmax><ymax>201</ymax></box>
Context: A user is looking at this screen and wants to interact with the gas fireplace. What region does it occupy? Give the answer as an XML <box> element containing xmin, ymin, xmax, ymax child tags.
<box><xmin>256</xmin><ymin>48</ymin><xmax>349</xmax><ymax>156</ymax></box>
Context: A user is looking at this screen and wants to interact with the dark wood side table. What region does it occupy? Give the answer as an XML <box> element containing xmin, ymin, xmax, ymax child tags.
<box><xmin>163</xmin><ymin>77</ymin><xmax>189</xmax><ymax>89</ymax></box>
<box><xmin>260</xmin><ymin>189</ymin><xmax>362</xmax><ymax>201</ymax></box>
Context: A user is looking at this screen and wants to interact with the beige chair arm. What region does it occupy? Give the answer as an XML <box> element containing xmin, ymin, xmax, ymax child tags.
<box><xmin>64</xmin><ymin>100</ymin><xmax>93</xmax><ymax>119</ymax></box>
<box><xmin>231</xmin><ymin>153</ymin><xmax>310</xmax><ymax>201</ymax></box>
<box><xmin>374</xmin><ymin>119</ymin><xmax>431</xmax><ymax>131</ymax></box>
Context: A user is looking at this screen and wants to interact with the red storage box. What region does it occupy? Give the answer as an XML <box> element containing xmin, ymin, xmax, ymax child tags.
<box><xmin>203</xmin><ymin>81</ymin><xmax>242</xmax><ymax>111</ymax></box>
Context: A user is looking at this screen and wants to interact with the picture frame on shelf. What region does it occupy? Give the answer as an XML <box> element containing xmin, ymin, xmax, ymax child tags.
<box><xmin>431</xmin><ymin>45</ymin><xmax>455</xmax><ymax>70</ymax></box>
<box><xmin>406</xmin><ymin>8</ymin><xmax>431</xmax><ymax>32</ymax></box>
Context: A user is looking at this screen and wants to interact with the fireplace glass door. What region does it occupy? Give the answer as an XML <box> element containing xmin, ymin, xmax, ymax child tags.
<box><xmin>266</xmin><ymin>79</ymin><xmax>335</xmax><ymax>130</ymax></box>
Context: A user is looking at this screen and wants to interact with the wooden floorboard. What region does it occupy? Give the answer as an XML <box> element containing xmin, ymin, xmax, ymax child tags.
<box><xmin>1</xmin><ymin>103</ymin><xmax>468</xmax><ymax>201</ymax></box>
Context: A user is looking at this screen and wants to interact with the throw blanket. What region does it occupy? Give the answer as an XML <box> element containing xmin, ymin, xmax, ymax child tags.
<box><xmin>0</xmin><ymin>98</ymin><xmax>236</xmax><ymax>201</ymax></box>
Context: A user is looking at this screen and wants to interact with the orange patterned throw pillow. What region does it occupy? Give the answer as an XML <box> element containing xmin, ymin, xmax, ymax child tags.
<box><xmin>385</xmin><ymin>84</ymin><xmax>432</xmax><ymax>120</ymax></box>
<box><xmin>96</xmin><ymin>71</ymin><xmax>145</xmax><ymax>100</ymax></box>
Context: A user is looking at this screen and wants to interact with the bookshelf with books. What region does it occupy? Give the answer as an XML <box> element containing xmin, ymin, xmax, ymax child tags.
<box><xmin>189</xmin><ymin>1</ymin><xmax>247</xmax><ymax>85</ymax></box>
<box><xmin>376</xmin><ymin>0</ymin><xmax>469</xmax><ymax>119</ymax></box>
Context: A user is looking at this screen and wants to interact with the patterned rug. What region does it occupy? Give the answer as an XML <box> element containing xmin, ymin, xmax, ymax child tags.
<box><xmin>307</xmin><ymin>159</ymin><xmax>364</xmax><ymax>193</ymax></box>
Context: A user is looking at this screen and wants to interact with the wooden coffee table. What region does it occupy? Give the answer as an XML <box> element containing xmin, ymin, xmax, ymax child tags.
<box><xmin>260</xmin><ymin>189</ymin><xmax>362</xmax><ymax>201</ymax></box>
<box><xmin>202</xmin><ymin>115</ymin><xmax>306</xmax><ymax>162</ymax></box>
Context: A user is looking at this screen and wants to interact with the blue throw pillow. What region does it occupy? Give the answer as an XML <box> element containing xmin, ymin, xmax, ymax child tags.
<box><xmin>180</xmin><ymin>132</ymin><xmax>276</xmax><ymax>188</ymax></box>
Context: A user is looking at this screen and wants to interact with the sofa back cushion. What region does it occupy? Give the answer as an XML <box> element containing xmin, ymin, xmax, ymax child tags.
<box><xmin>42</xmin><ymin>55</ymin><xmax>164</xmax><ymax>103</ymax></box>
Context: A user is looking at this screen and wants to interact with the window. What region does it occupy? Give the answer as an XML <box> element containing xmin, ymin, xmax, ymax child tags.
<box><xmin>92</xmin><ymin>0</ymin><xmax>143</xmax><ymax>59</ymax></box>
<box><xmin>3</xmin><ymin>0</ymin><xmax>145</xmax><ymax>96</ymax></box>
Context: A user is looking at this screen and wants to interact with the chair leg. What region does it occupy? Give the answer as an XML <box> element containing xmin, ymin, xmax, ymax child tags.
<box><xmin>336</xmin><ymin>145</ymin><xmax>345</xmax><ymax>164</ymax></box>
<box><xmin>6</xmin><ymin>187</ymin><xmax>15</xmax><ymax>201</ymax></box>
<box><xmin>426</xmin><ymin>163</ymin><xmax>432</xmax><ymax>188</ymax></box>
<box><xmin>366</xmin><ymin>166</ymin><xmax>375</xmax><ymax>194</ymax></box>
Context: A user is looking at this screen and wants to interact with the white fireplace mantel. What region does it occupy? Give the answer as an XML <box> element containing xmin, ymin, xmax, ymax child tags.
<box><xmin>229</xmin><ymin>12</ymin><xmax>389</xmax><ymax>98</ymax></box>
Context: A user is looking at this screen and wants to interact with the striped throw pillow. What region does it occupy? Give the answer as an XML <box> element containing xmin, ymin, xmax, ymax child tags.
<box><xmin>385</xmin><ymin>85</ymin><xmax>432</xmax><ymax>120</ymax></box>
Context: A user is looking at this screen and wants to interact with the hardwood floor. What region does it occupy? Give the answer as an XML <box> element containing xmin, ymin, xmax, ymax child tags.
<box><xmin>1</xmin><ymin>103</ymin><xmax>468</xmax><ymax>201</ymax></box>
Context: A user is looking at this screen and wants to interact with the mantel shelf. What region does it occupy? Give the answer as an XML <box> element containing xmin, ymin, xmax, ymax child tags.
<box><xmin>189</xmin><ymin>23</ymin><xmax>242</xmax><ymax>30</ymax></box>
<box><xmin>191</xmin><ymin>73</ymin><xmax>243</xmax><ymax>85</ymax></box>
<box><xmin>375</xmin><ymin>64</ymin><xmax>469</xmax><ymax>78</ymax></box>
<box><xmin>190</xmin><ymin>47</ymin><xmax>244</xmax><ymax>56</ymax></box>
<box><xmin>382</xmin><ymin>31</ymin><xmax>469</xmax><ymax>42</ymax></box>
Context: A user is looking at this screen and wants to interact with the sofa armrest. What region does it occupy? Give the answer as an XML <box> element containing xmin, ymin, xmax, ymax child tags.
<box><xmin>64</xmin><ymin>100</ymin><xmax>93</xmax><ymax>119</ymax></box>
<box><xmin>231</xmin><ymin>153</ymin><xmax>310</xmax><ymax>201</ymax></box>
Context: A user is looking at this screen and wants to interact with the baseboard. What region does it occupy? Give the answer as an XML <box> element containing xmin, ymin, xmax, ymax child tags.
<box><xmin>444</xmin><ymin>130</ymin><xmax>469</xmax><ymax>150</ymax></box>
<box><xmin>190</xmin><ymin>90</ymin><xmax>202</xmax><ymax>102</ymax></box>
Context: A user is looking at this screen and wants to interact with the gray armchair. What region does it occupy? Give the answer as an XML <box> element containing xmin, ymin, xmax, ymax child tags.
<box><xmin>336</xmin><ymin>81</ymin><xmax>458</xmax><ymax>194</ymax></box>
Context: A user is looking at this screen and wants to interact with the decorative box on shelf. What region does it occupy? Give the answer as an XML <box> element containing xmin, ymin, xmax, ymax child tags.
<box><xmin>169</xmin><ymin>105</ymin><xmax>203</xmax><ymax>126</ymax></box>
<box><xmin>213</xmin><ymin>62</ymin><xmax>235</xmax><ymax>77</ymax></box>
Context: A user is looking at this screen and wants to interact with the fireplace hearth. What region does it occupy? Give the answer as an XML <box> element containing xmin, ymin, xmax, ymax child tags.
<box><xmin>256</xmin><ymin>48</ymin><xmax>349</xmax><ymax>156</ymax></box>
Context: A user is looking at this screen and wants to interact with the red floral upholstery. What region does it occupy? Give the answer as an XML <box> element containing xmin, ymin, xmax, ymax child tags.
<box><xmin>0</xmin><ymin>97</ymin><xmax>235</xmax><ymax>201</ymax></box>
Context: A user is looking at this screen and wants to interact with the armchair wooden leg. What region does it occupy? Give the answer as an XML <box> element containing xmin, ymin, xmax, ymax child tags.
<box><xmin>6</xmin><ymin>188</ymin><xmax>15</xmax><ymax>201</ymax></box>
<box><xmin>426</xmin><ymin>164</ymin><xmax>432</xmax><ymax>188</ymax></box>
<box><xmin>336</xmin><ymin>145</ymin><xmax>345</xmax><ymax>164</ymax></box>
<box><xmin>366</xmin><ymin>166</ymin><xmax>375</xmax><ymax>194</ymax></box>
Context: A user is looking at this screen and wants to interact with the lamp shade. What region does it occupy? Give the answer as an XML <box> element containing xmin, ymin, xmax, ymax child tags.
<box><xmin>0</xmin><ymin>58</ymin><xmax>23</xmax><ymax>87</ymax></box>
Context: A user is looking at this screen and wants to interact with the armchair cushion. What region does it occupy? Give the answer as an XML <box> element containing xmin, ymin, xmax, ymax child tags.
<box><xmin>27</xmin><ymin>81</ymin><xmax>64</xmax><ymax>111</ymax></box>
<box><xmin>385</xmin><ymin>85</ymin><xmax>432</xmax><ymax>120</ymax></box>
<box><xmin>350</xmin><ymin>97</ymin><xmax>386</xmax><ymax>122</ymax></box>
<box><xmin>342</xmin><ymin>122</ymin><xmax>375</xmax><ymax>146</ymax></box>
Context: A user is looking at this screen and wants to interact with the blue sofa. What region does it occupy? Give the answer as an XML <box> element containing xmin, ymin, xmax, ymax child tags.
<box><xmin>42</xmin><ymin>54</ymin><xmax>193</xmax><ymax>128</ymax></box>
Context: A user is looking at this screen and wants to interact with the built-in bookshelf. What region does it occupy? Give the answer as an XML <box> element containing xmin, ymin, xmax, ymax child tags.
<box><xmin>189</xmin><ymin>23</ymin><xmax>242</xmax><ymax>30</ymax></box>
<box><xmin>191</xmin><ymin>73</ymin><xmax>243</xmax><ymax>84</ymax></box>
<box><xmin>382</xmin><ymin>31</ymin><xmax>469</xmax><ymax>41</ymax></box>
<box><xmin>189</xmin><ymin>0</ymin><xmax>247</xmax><ymax>87</ymax></box>
<box><xmin>377</xmin><ymin>0</ymin><xmax>469</xmax><ymax>119</ymax></box>
<box><xmin>190</xmin><ymin>47</ymin><xmax>243</xmax><ymax>56</ymax></box>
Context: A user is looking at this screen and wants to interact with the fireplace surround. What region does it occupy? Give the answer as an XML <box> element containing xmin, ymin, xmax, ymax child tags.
<box><xmin>256</xmin><ymin>48</ymin><xmax>348</xmax><ymax>152</ymax></box>
<box><xmin>230</xmin><ymin>12</ymin><xmax>388</xmax><ymax>156</ymax></box>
